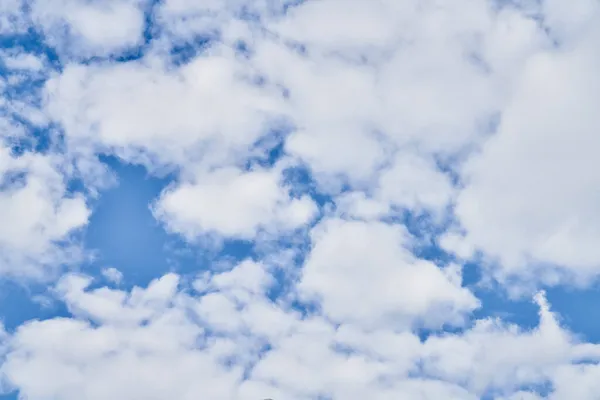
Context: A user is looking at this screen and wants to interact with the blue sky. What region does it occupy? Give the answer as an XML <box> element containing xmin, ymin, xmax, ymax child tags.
<box><xmin>2</xmin><ymin>0</ymin><xmax>600</xmax><ymax>399</ymax></box>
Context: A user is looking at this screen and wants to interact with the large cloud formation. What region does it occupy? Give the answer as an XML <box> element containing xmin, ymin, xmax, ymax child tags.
<box><xmin>2</xmin><ymin>0</ymin><xmax>600</xmax><ymax>398</ymax></box>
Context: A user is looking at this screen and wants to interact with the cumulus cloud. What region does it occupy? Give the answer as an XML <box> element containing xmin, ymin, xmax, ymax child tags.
<box><xmin>43</xmin><ymin>48</ymin><xmax>285</xmax><ymax>168</ymax></box>
<box><xmin>298</xmin><ymin>218</ymin><xmax>478</xmax><ymax>329</ymax></box>
<box><xmin>101</xmin><ymin>267</ymin><xmax>124</xmax><ymax>284</ymax></box>
<box><xmin>449</xmin><ymin>18</ymin><xmax>600</xmax><ymax>285</ymax></box>
<box><xmin>3</xmin><ymin>0</ymin><xmax>600</xmax><ymax>398</ymax></box>
<box><xmin>0</xmin><ymin>51</ymin><xmax>45</xmax><ymax>72</ymax></box>
<box><xmin>0</xmin><ymin>145</ymin><xmax>89</xmax><ymax>278</ymax></box>
<box><xmin>0</xmin><ymin>45</ymin><xmax>90</xmax><ymax>278</ymax></box>
<box><xmin>2</xmin><ymin>266</ymin><xmax>600</xmax><ymax>399</ymax></box>
<box><xmin>154</xmin><ymin>166</ymin><xmax>317</xmax><ymax>239</ymax></box>
<box><xmin>30</xmin><ymin>0</ymin><xmax>148</xmax><ymax>58</ymax></box>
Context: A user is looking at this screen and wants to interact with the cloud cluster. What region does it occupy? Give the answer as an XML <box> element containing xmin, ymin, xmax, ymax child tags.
<box><xmin>2</xmin><ymin>0</ymin><xmax>600</xmax><ymax>398</ymax></box>
<box><xmin>0</xmin><ymin>49</ymin><xmax>90</xmax><ymax>278</ymax></box>
<box><xmin>2</xmin><ymin>259</ymin><xmax>600</xmax><ymax>399</ymax></box>
<box><xmin>0</xmin><ymin>144</ymin><xmax>89</xmax><ymax>278</ymax></box>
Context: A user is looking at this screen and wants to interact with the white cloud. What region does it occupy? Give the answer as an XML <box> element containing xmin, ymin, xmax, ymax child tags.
<box><xmin>1</xmin><ymin>51</ymin><xmax>45</xmax><ymax>72</ymax></box>
<box><xmin>376</xmin><ymin>152</ymin><xmax>454</xmax><ymax>215</ymax></box>
<box><xmin>0</xmin><ymin>145</ymin><xmax>89</xmax><ymax>278</ymax></box>
<box><xmin>2</xmin><ymin>266</ymin><xmax>600</xmax><ymax>399</ymax></box>
<box><xmin>551</xmin><ymin>364</ymin><xmax>600</xmax><ymax>399</ymax></box>
<box><xmin>421</xmin><ymin>292</ymin><xmax>574</xmax><ymax>395</ymax></box>
<box><xmin>30</xmin><ymin>0</ymin><xmax>147</xmax><ymax>58</ymax></box>
<box><xmin>155</xmin><ymin>0</ymin><xmax>293</xmax><ymax>42</ymax></box>
<box><xmin>154</xmin><ymin>166</ymin><xmax>317</xmax><ymax>240</ymax></box>
<box><xmin>44</xmin><ymin>49</ymin><xmax>284</xmax><ymax>169</ymax></box>
<box><xmin>448</xmin><ymin>17</ymin><xmax>600</xmax><ymax>285</ymax></box>
<box><xmin>101</xmin><ymin>267</ymin><xmax>123</xmax><ymax>284</ymax></box>
<box><xmin>4</xmin><ymin>0</ymin><xmax>600</xmax><ymax>399</ymax></box>
<box><xmin>0</xmin><ymin>0</ymin><xmax>28</xmax><ymax>34</ymax></box>
<box><xmin>334</xmin><ymin>191</ymin><xmax>390</xmax><ymax>220</ymax></box>
<box><xmin>298</xmin><ymin>218</ymin><xmax>479</xmax><ymax>329</ymax></box>
<box><xmin>272</xmin><ymin>0</ymin><xmax>401</xmax><ymax>54</ymax></box>
<box><xmin>541</xmin><ymin>0</ymin><xmax>599</xmax><ymax>41</ymax></box>
<box><xmin>260</xmin><ymin>0</ymin><xmax>504</xmax><ymax>155</ymax></box>
<box><xmin>0</xmin><ymin>38</ymin><xmax>90</xmax><ymax>280</ymax></box>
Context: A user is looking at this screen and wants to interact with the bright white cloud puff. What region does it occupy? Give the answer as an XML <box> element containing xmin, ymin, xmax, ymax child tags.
<box><xmin>2</xmin><ymin>0</ymin><xmax>600</xmax><ymax>399</ymax></box>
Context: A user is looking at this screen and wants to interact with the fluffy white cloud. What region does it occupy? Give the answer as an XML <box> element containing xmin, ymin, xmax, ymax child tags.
<box><xmin>4</xmin><ymin>0</ymin><xmax>600</xmax><ymax>399</ymax></box>
<box><xmin>260</xmin><ymin>0</ymin><xmax>503</xmax><ymax>153</ymax></box>
<box><xmin>0</xmin><ymin>47</ymin><xmax>90</xmax><ymax>279</ymax></box>
<box><xmin>154</xmin><ymin>166</ymin><xmax>317</xmax><ymax>239</ymax></box>
<box><xmin>44</xmin><ymin>49</ymin><xmax>284</xmax><ymax>168</ymax></box>
<box><xmin>298</xmin><ymin>218</ymin><xmax>478</xmax><ymax>329</ymax></box>
<box><xmin>38</xmin><ymin>0</ymin><xmax>562</xmax><ymax>271</ymax></box>
<box><xmin>2</xmin><ymin>263</ymin><xmax>600</xmax><ymax>399</ymax></box>
<box><xmin>0</xmin><ymin>51</ymin><xmax>45</xmax><ymax>72</ymax></box>
<box><xmin>449</xmin><ymin>15</ymin><xmax>600</xmax><ymax>284</ymax></box>
<box><xmin>0</xmin><ymin>145</ymin><xmax>89</xmax><ymax>278</ymax></box>
<box><xmin>376</xmin><ymin>152</ymin><xmax>454</xmax><ymax>215</ymax></box>
<box><xmin>101</xmin><ymin>267</ymin><xmax>124</xmax><ymax>284</ymax></box>
<box><xmin>155</xmin><ymin>0</ymin><xmax>294</xmax><ymax>42</ymax></box>
<box><xmin>1</xmin><ymin>284</ymin><xmax>243</xmax><ymax>399</ymax></box>
<box><xmin>422</xmin><ymin>292</ymin><xmax>580</xmax><ymax>395</ymax></box>
<box><xmin>30</xmin><ymin>0</ymin><xmax>147</xmax><ymax>58</ymax></box>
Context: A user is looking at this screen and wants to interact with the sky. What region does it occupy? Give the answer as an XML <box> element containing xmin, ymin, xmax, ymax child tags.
<box><xmin>1</xmin><ymin>0</ymin><xmax>600</xmax><ymax>399</ymax></box>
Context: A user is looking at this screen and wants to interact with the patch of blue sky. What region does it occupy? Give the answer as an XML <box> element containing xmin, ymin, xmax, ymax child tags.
<box><xmin>168</xmin><ymin>34</ymin><xmax>215</xmax><ymax>66</ymax></box>
<box><xmin>244</xmin><ymin>132</ymin><xmax>322</xmax><ymax>307</ymax></box>
<box><xmin>234</xmin><ymin>38</ymin><xmax>253</xmax><ymax>58</ymax></box>
<box><xmin>282</xmin><ymin>164</ymin><xmax>334</xmax><ymax>208</ymax></box>
<box><xmin>244</xmin><ymin>124</ymin><xmax>334</xmax><ymax>212</ymax></box>
<box><xmin>546</xmin><ymin>285</ymin><xmax>600</xmax><ymax>342</ymax></box>
<box><xmin>0</xmin><ymin>278</ymin><xmax>71</xmax><ymax>333</ymax></box>
<box><xmin>0</xmin><ymin>29</ymin><xmax>61</xmax><ymax>70</ymax></box>
<box><xmin>393</xmin><ymin>208</ymin><xmax>541</xmax><ymax>333</ymax></box>
<box><xmin>0</xmin><ymin>169</ymin><xmax>26</xmax><ymax>191</ymax></box>
<box><xmin>82</xmin><ymin>157</ymin><xmax>184</xmax><ymax>285</ymax></box>
<box><xmin>91</xmin><ymin>155</ymin><xmax>277</xmax><ymax>284</ymax></box>
<box><xmin>463</xmin><ymin>261</ymin><xmax>540</xmax><ymax>330</ymax></box>
<box><xmin>83</xmin><ymin>156</ymin><xmax>253</xmax><ymax>288</ymax></box>
<box><xmin>259</xmin><ymin>229</ymin><xmax>312</xmax><ymax>303</ymax></box>
<box><xmin>481</xmin><ymin>382</ymin><xmax>552</xmax><ymax>400</ymax></box>
<box><xmin>2</xmin><ymin>119</ymin><xmax>59</xmax><ymax>156</ymax></box>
